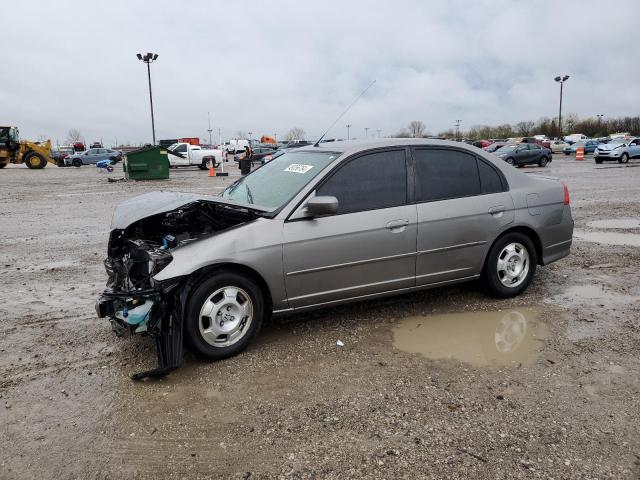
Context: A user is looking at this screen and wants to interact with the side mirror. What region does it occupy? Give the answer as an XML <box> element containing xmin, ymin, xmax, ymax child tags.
<box><xmin>306</xmin><ymin>196</ymin><xmax>338</xmax><ymax>217</ymax></box>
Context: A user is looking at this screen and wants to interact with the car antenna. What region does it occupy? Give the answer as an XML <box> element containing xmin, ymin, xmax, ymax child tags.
<box><xmin>314</xmin><ymin>79</ymin><xmax>376</xmax><ymax>147</ymax></box>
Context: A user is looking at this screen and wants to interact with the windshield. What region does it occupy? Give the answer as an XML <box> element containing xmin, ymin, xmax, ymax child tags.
<box><xmin>609</xmin><ymin>139</ymin><xmax>626</xmax><ymax>146</ymax></box>
<box><xmin>573</xmin><ymin>141</ymin><xmax>586</xmax><ymax>147</ymax></box>
<box><xmin>222</xmin><ymin>150</ymin><xmax>339</xmax><ymax>210</ymax></box>
<box><xmin>495</xmin><ymin>145</ymin><xmax>517</xmax><ymax>153</ymax></box>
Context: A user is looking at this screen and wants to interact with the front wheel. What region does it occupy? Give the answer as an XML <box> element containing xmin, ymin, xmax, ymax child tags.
<box><xmin>619</xmin><ymin>153</ymin><xmax>629</xmax><ymax>164</ymax></box>
<box><xmin>72</xmin><ymin>158</ymin><xmax>82</xmax><ymax>167</ymax></box>
<box><xmin>185</xmin><ymin>271</ymin><xmax>264</xmax><ymax>361</ymax></box>
<box><xmin>483</xmin><ymin>232</ymin><xmax>537</xmax><ymax>298</ymax></box>
<box><xmin>506</xmin><ymin>157</ymin><xmax>515</xmax><ymax>166</ymax></box>
<box><xmin>24</xmin><ymin>152</ymin><xmax>47</xmax><ymax>169</ymax></box>
<box><xmin>595</xmin><ymin>158</ymin><xmax>603</xmax><ymax>164</ymax></box>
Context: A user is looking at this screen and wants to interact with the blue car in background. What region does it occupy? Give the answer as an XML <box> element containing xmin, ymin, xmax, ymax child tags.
<box><xmin>562</xmin><ymin>140</ymin><xmax>600</xmax><ymax>155</ymax></box>
<box><xmin>65</xmin><ymin>148</ymin><xmax>123</xmax><ymax>167</ymax></box>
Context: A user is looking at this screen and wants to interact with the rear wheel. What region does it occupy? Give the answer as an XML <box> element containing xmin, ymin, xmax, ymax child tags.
<box><xmin>185</xmin><ymin>271</ymin><xmax>264</xmax><ymax>361</ymax></box>
<box><xmin>619</xmin><ymin>153</ymin><xmax>629</xmax><ymax>164</ymax></box>
<box><xmin>24</xmin><ymin>152</ymin><xmax>47</xmax><ymax>169</ymax></box>
<box><xmin>506</xmin><ymin>157</ymin><xmax>515</xmax><ymax>166</ymax></box>
<box><xmin>538</xmin><ymin>156</ymin><xmax>548</xmax><ymax>167</ymax></box>
<box><xmin>483</xmin><ymin>232</ymin><xmax>537</xmax><ymax>298</ymax></box>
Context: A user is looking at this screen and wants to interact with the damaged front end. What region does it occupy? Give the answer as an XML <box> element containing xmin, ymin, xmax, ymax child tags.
<box><xmin>95</xmin><ymin>192</ymin><xmax>263</xmax><ymax>380</ymax></box>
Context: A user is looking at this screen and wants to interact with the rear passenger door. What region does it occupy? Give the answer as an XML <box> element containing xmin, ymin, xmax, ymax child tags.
<box><xmin>412</xmin><ymin>148</ymin><xmax>515</xmax><ymax>286</ymax></box>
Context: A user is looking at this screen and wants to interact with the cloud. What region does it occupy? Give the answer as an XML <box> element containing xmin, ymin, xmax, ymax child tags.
<box><xmin>4</xmin><ymin>0</ymin><xmax>639</xmax><ymax>144</ymax></box>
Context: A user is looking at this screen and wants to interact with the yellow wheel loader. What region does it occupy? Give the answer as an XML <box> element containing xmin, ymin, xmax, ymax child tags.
<box><xmin>0</xmin><ymin>126</ymin><xmax>54</xmax><ymax>169</ymax></box>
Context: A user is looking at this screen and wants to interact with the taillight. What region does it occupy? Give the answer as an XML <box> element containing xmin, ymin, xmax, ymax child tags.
<box><xmin>561</xmin><ymin>182</ymin><xmax>570</xmax><ymax>205</ymax></box>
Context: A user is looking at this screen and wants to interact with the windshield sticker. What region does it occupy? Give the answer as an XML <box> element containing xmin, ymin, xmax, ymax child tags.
<box><xmin>284</xmin><ymin>164</ymin><xmax>314</xmax><ymax>174</ymax></box>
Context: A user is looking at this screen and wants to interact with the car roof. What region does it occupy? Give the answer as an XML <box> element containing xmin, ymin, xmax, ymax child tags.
<box><xmin>294</xmin><ymin>138</ymin><xmax>493</xmax><ymax>157</ymax></box>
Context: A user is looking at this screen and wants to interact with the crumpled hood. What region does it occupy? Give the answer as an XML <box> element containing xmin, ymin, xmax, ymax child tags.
<box><xmin>597</xmin><ymin>143</ymin><xmax>624</xmax><ymax>151</ymax></box>
<box><xmin>111</xmin><ymin>191</ymin><xmax>267</xmax><ymax>229</ymax></box>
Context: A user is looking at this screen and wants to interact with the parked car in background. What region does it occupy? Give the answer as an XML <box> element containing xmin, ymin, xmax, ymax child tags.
<box><xmin>495</xmin><ymin>143</ymin><xmax>552</xmax><ymax>167</ymax></box>
<box><xmin>594</xmin><ymin>137</ymin><xmax>640</xmax><ymax>164</ymax></box>
<box><xmin>247</xmin><ymin>146</ymin><xmax>278</xmax><ymax>165</ymax></box>
<box><xmin>167</xmin><ymin>142</ymin><xmax>223</xmax><ymax>169</ymax></box>
<box><xmin>564</xmin><ymin>134</ymin><xmax>587</xmax><ymax>145</ymax></box>
<box><xmin>51</xmin><ymin>146</ymin><xmax>74</xmax><ymax>166</ymax></box>
<box><xmin>562</xmin><ymin>140</ymin><xmax>600</xmax><ymax>155</ymax></box>
<box><xmin>485</xmin><ymin>142</ymin><xmax>507</xmax><ymax>153</ymax></box>
<box><xmin>225</xmin><ymin>139</ymin><xmax>251</xmax><ymax>154</ymax></box>
<box><xmin>96</xmin><ymin>138</ymin><xmax>573</xmax><ymax>377</ymax></box>
<box><xmin>521</xmin><ymin>137</ymin><xmax>551</xmax><ymax>149</ymax></box>
<box><xmin>66</xmin><ymin>148</ymin><xmax>122</xmax><ymax>167</ymax></box>
<box><xmin>549</xmin><ymin>140</ymin><xmax>568</xmax><ymax>153</ymax></box>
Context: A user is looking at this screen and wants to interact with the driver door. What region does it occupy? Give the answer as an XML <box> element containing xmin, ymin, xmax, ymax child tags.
<box><xmin>282</xmin><ymin>148</ymin><xmax>417</xmax><ymax>309</ymax></box>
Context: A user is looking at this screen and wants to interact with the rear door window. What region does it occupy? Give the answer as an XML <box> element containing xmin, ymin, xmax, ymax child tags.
<box><xmin>414</xmin><ymin>149</ymin><xmax>480</xmax><ymax>202</ymax></box>
<box><xmin>478</xmin><ymin>159</ymin><xmax>505</xmax><ymax>194</ymax></box>
<box><xmin>317</xmin><ymin>149</ymin><xmax>407</xmax><ymax>214</ymax></box>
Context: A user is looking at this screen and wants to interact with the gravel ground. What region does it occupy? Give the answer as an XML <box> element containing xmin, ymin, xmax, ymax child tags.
<box><xmin>1</xmin><ymin>155</ymin><xmax>639</xmax><ymax>479</ymax></box>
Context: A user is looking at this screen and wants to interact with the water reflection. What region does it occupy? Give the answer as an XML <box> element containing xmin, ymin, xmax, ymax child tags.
<box><xmin>392</xmin><ymin>308</ymin><xmax>546</xmax><ymax>367</ymax></box>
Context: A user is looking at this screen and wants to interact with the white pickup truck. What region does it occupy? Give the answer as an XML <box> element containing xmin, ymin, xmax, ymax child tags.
<box><xmin>167</xmin><ymin>143</ymin><xmax>224</xmax><ymax>169</ymax></box>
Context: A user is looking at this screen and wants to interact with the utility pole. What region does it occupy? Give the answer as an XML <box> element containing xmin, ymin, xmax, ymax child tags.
<box><xmin>346</xmin><ymin>124</ymin><xmax>351</xmax><ymax>141</ymax></box>
<box><xmin>364</xmin><ymin>127</ymin><xmax>369</xmax><ymax>138</ymax></box>
<box><xmin>377</xmin><ymin>129</ymin><xmax>382</xmax><ymax>138</ymax></box>
<box><xmin>596</xmin><ymin>114</ymin><xmax>604</xmax><ymax>134</ymax></box>
<box><xmin>136</xmin><ymin>52</ymin><xmax>159</xmax><ymax>145</ymax></box>
<box><xmin>454</xmin><ymin>120</ymin><xmax>462</xmax><ymax>140</ymax></box>
<box><xmin>207</xmin><ymin>112</ymin><xmax>213</xmax><ymax>146</ymax></box>
<box><xmin>554</xmin><ymin>75</ymin><xmax>570</xmax><ymax>139</ymax></box>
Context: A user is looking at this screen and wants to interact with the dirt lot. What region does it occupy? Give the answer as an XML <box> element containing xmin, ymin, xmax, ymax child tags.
<box><xmin>1</xmin><ymin>155</ymin><xmax>639</xmax><ymax>479</ymax></box>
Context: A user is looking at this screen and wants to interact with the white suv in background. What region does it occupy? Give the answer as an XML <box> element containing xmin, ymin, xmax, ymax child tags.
<box><xmin>594</xmin><ymin>138</ymin><xmax>640</xmax><ymax>164</ymax></box>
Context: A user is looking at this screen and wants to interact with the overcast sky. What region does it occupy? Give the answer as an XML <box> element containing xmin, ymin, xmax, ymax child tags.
<box><xmin>4</xmin><ymin>0</ymin><xmax>639</xmax><ymax>146</ymax></box>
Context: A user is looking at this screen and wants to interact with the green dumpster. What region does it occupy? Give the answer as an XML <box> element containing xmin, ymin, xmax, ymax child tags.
<box><xmin>124</xmin><ymin>145</ymin><xmax>169</xmax><ymax>180</ymax></box>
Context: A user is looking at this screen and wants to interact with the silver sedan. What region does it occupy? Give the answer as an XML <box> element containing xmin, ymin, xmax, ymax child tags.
<box><xmin>96</xmin><ymin>139</ymin><xmax>573</xmax><ymax>378</ymax></box>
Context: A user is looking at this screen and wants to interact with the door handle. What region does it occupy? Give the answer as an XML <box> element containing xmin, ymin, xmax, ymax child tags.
<box><xmin>489</xmin><ymin>206</ymin><xmax>505</xmax><ymax>217</ymax></box>
<box><xmin>386</xmin><ymin>219</ymin><xmax>409</xmax><ymax>231</ymax></box>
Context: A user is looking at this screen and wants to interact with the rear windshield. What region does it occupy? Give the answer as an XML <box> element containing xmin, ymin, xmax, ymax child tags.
<box><xmin>222</xmin><ymin>150</ymin><xmax>338</xmax><ymax>210</ymax></box>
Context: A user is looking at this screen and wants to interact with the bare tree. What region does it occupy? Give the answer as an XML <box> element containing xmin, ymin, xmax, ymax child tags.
<box><xmin>284</xmin><ymin>127</ymin><xmax>306</xmax><ymax>142</ymax></box>
<box><xmin>393</xmin><ymin>129</ymin><xmax>412</xmax><ymax>138</ymax></box>
<box><xmin>407</xmin><ymin>120</ymin><xmax>426</xmax><ymax>138</ymax></box>
<box><xmin>515</xmin><ymin>121</ymin><xmax>535</xmax><ymax>137</ymax></box>
<box><xmin>65</xmin><ymin>129</ymin><xmax>83</xmax><ymax>144</ymax></box>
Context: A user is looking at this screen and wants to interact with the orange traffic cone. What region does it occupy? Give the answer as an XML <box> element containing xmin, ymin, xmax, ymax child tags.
<box><xmin>576</xmin><ymin>147</ymin><xmax>584</xmax><ymax>161</ymax></box>
<box><xmin>208</xmin><ymin>159</ymin><xmax>216</xmax><ymax>177</ymax></box>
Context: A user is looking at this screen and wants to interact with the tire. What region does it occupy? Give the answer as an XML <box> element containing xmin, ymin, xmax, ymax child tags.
<box><xmin>538</xmin><ymin>156</ymin><xmax>548</xmax><ymax>167</ymax></box>
<box><xmin>199</xmin><ymin>160</ymin><xmax>207</xmax><ymax>170</ymax></box>
<box><xmin>506</xmin><ymin>157</ymin><xmax>515</xmax><ymax>166</ymax></box>
<box><xmin>0</xmin><ymin>162</ymin><xmax>6</xmax><ymax>168</ymax></box>
<box><xmin>482</xmin><ymin>232</ymin><xmax>537</xmax><ymax>298</ymax></box>
<box><xmin>106</xmin><ymin>165</ymin><xmax>114</xmax><ymax>172</ymax></box>
<box><xmin>184</xmin><ymin>271</ymin><xmax>264</xmax><ymax>361</ymax></box>
<box><xmin>595</xmin><ymin>158</ymin><xmax>603</xmax><ymax>164</ymax></box>
<box><xmin>619</xmin><ymin>153</ymin><xmax>629</xmax><ymax>164</ymax></box>
<box><xmin>24</xmin><ymin>152</ymin><xmax>47</xmax><ymax>169</ymax></box>
<box><xmin>72</xmin><ymin>158</ymin><xmax>82</xmax><ymax>167</ymax></box>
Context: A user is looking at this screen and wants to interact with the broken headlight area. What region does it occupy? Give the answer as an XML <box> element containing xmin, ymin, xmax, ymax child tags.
<box><xmin>96</xmin><ymin>199</ymin><xmax>261</xmax><ymax>380</ymax></box>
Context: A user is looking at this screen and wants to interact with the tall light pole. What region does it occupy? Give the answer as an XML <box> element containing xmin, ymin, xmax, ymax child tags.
<box><xmin>346</xmin><ymin>124</ymin><xmax>351</xmax><ymax>140</ymax></box>
<box><xmin>596</xmin><ymin>114</ymin><xmax>604</xmax><ymax>134</ymax></box>
<box><xmin>364</xmin><ymin>127</ymin><xmax>369</xmax><ymax>138</ymax></box>
<box><xmin>207</xmin><ymin>112</ymin><xmax>213</xmax><ymax>146</ymax></box>
<box><xmin>454</xmin><ymin>120</ymin><xmax>462</xmax><ymax>140</ymax></box>
<box><xmin>136</xmin><ymin>52</ymin><xmax>159</xmax><ymax>145</ymax></box>
<box><xmin>554</xmin><ymin>75</ymin><xmax>570</xmax><ymax>140</ymax></box>
<box><xmin>248</xmin><ymin>132</ymin><xmax>252</xmax><ymax>143</ymax></box>
<box><xmin>377</xmin><ymin>129</ymin><xmax>382</xmax><ymax>138</ymax></box>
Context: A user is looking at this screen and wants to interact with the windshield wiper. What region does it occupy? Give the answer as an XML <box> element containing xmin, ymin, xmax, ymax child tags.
<box><xmin>245</xmin><ymin>184</ymin><xmax>254</xmax><ymax>204</ymax></box>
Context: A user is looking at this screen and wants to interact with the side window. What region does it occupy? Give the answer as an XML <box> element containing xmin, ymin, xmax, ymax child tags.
<box><xmin>531</xmin><ymin>144</ymin><xmax>540</xmax><ymax>150</ymax></box>
<box><xmin>478</xmin><ymin>159</ymin><xmax>505</xmax><ymax>194</ymax></box>
<box><xmin>414</xmin><ymin>149</ymin><xmax>480</xmax><ymax>202</ymax></box>
<box><xmin>174</xmin><ymin>144</ymin><xmax>188</xmax><ymax>153</ymax></box>
<box><xmin>317</xmin><ymin>150</ymin><xmax>407</xmax><ymax>214</ymax></box>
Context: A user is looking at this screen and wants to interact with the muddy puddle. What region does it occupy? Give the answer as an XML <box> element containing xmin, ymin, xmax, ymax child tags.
<box><xmin>588</xmin><ymin>218</ymin><xmax>640</xmax><ymax>229</ymax></box>
<box><xmin>574</xmin><ymin>230</ymin><xmax>640</xmax><ymax>247</ymax></box>
<box><xmin>392</xmin><ymin>308</ymin><xmax>547</xmax><ymax>368</ymax></box>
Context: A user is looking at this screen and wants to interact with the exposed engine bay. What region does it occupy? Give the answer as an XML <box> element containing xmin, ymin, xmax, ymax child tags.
<box><xmin>95</xmin><ymin>195</ymin><xmax>261</xmax><ymax>379</ymax></box>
